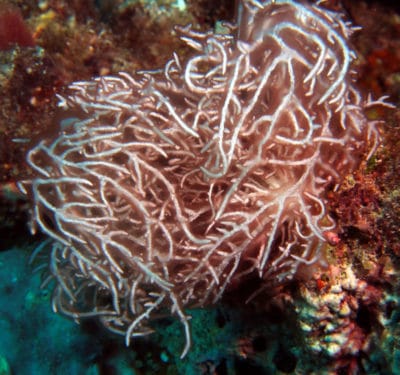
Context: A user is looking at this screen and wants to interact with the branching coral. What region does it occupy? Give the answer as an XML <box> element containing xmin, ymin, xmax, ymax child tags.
<box><xmin>19</xmin><ymin>0</ymin><xmax>389</xmax><ymax>356</ymax></box>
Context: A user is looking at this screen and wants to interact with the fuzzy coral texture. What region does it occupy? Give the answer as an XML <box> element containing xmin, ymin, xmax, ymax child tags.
<box><xmin>20</xmin><ymin>0</ymin><xmax>386</xmax><ymax>356</ymax></box>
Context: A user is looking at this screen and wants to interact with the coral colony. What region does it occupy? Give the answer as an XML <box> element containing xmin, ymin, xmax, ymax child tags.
<box><xmin>19</xmin><ymin>0</ymin><xmax>388</xmax><ymax>357</ymax></box>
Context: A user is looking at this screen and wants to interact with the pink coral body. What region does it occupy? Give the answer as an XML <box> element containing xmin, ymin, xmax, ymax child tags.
<box><xmin>20</xmin><ymin>0</ymin><xmax>387</xmax><ymax>356</ymax></box>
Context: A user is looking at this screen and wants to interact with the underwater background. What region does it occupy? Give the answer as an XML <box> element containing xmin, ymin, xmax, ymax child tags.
<box><xmin>0</xmin><ymin>0</ymin><xmax>400</xmax><ymax>374</ymax></box>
